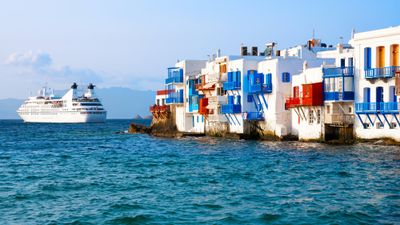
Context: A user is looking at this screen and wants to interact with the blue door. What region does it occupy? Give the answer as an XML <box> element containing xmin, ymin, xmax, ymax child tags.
<box><xmin>376</xmin><ymin>87</ymin><xmax>383</xmax><ymax>110</ymax></box>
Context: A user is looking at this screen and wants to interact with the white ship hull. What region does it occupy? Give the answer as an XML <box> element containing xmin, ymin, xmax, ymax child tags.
<box><xmin>18</xmin><ymin>111</ymin><xmax>107</xmax><ymax>123</ymax></box>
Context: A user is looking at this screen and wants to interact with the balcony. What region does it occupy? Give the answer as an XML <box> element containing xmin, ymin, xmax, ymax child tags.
<box><xmin>249</xmin><ymin>83</ymin><xmax>272</xmax><ymax>94</ymax></box>
<box><xmin>165</xmin><ymin>67</ymin><xmax>184</xmax><ymax>84</ymax></box>
<box><xmin>325</xmin><ymin>113</ymin><xmax>354</xmax><ymax>125</ymax></box>
<box><xmin>156</xmin><ymin>89</ymin><xmax>175</xmax><ymax>96</ymax></box>
<box><xmin>323</xmin><ymin>67</ymin><xmax>354</xmax><ymax>78</ymax></box>
<box><xmin>150</xmin><ymin>105</ymin><xmax>169</xmax><ymax>113</ymax></box>
<box><xmin>166</xmin><ymin>92</ymin><xmax>183</xmax><ymax>104</ymax></box>
<box><xmin>244</xmin><ymin>112</ymin><xmax>264</xmax><ymax>121</ymax></box>
<box><xmin>285</xmin><ymin>97</ymin><xmax>300</xmax><ymax>109</ymax></box>
<box><xmin>355</xmin><ymin>102</ymin><xmax>399</xmax><ymax>113</ymax></box>
<box><xmin>221</xmin><ymin>104</ymin><xmax>241</xmax><ymax>114</ymax></box>
<box><xmin>365</xmin><ymin>66</ymin><xmax>400</xmax><ymax>79</ymax></box>
<box><xmin>223</xmin><ymin>81</ymin><xmax>241</xmax><ymax>90</ymax></box>
<box><xmin>324</xmin><ymin>91</ymin><xmax>354</xmax><ymax>101</ymax></box>
<box><xmin>199</xmin><ymin>98</ymin><xmax>209</xmax><ymax>115</ymax></box>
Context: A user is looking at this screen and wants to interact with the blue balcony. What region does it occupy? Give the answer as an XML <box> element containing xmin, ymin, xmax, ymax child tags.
<box><xmin>223</xmin><ymin>81</ymin><xmax>241</xmax><ymax>90</ymax></box>
<box><xmin>165</xmin><ymin>67</ymin><xmax>184</xmax><ymax>84</ymax></box>
<box><xmin>323</xmin><ymin>67</ymin><xmax>354</xmax><ymax>78</ymax></box>
<box><xmin>365</xmin><ymin>66</ymin><xmax>400</xmax><ymax>79</ymax></box>
<box><xmin>324</xmin><ymin>91</ymin><xmax>354</xmax><ymax>101</ymax></box>
<box><xmin>166</xmin><ymin>92</ymin><xmax>184</xmax><ymax>104</ymax></box>
<box><xmin>245</xmin><ymin>112</ymin><xmax>264</xmax><ymax>121</ymax></box>
<box><xmin>249</xmin><ymin>83</ymin><xmax>272</xmax><ymax>94</ymax></box>
<box><xmin>221</xmin><ymin>104</ymin><xmax>241</xmax><ymax>114</ymax></box>
<box><xmin>380</xmin><ymin>102</ymin><xmax>399</xmax><ymax>113</ymax></box>
<box><xmin>355</xmin><ymin>102</ymin><xmax>399</xmax><ymax>114</ymax></box>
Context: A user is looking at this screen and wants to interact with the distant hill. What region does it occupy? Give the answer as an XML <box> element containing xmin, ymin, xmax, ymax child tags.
<box><xmin>0</xmin><ymin>87</ymin><xmax>155</xmax><ymax>119</ymax></box>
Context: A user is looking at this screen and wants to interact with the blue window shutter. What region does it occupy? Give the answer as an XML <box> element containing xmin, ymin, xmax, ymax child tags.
<box><xmin>364</xmin><ymin>48</ymin><xmax>371</xmax><ymax>69</ymax></box>
<box><xmin>228</xmin><ymin>95</ymin><xmax>234</xmax><ymax>104</ymax></box>
<box><xmin>236</xmin><ymin>95</ymin><xmax>241</xmax><ymax>104</ymax></box>
<box><xmin>266</xmin><ymin>73</ymin><xmax>272</xmax><ymax>84</ymax></box>
<box><xmin>247</xmin><ymin>94</ymin><xmax>253</xmax><ymax>102</ymax></box>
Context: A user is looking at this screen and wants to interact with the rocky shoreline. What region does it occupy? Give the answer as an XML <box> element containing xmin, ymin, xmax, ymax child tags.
<box><xmin>128</xmin><ymin>122</ymin><xmax>400</xmax><ymax>146</ymax></box>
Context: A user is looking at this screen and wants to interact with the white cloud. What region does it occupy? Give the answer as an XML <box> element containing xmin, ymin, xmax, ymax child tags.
<box><xmin>5</xmin><ymin>51</ymin><xmax>52</xmax><ymax>68</ymax></box>
<box><xmin>3</xmin><ymin>50</ymin><xmax>103</xmax><ymax>84</ymax></box>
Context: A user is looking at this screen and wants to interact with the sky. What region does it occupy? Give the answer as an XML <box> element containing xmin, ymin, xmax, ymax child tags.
<box><xmin>0</xmin><ymin>0</ymin><xmax>399</xmax><ymax>99</ymax></box>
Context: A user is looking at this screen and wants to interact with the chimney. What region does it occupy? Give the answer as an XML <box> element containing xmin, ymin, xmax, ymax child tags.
<box><xmin>252</xmin><ymin>46</ymin><xmax>258</xmax><ymax>56</ymax></box>
<box><xmin>241</xmin><ymin>46</ymin><xmax>248</xmax><ymax>56</ymax></box>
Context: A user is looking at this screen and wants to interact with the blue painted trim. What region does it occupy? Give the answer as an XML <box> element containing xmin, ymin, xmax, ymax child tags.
<box><xmin>375</xmin><ymin>113</ymin><xmax>383</xmax><ymax>125</ymax></box>
<box><xmin>233</xmin><ymin>114</ymin><xmax>241</xmax><ymax>126</ymax></box>
<box><xmin>260</xmin><ymin>94</ymin><xmax>268</xmax><ymax>110</ymax></box>
<box><xmin>393</xmin><ymin>114</ymin><xmax>400</xmax><ymax>127</ymax></box>
<box><xmin>228</xmin><ymin>114</ymin><xmax>236</xmax><ymax>125</ymax></box>
<box><xmin>224</xmin><ymin>114</ymin><xmax>232</xmax><ymax>126</ymax></box>
<box><xmin>356</xmin><ymin>114</ymin><xmax>366</xmax><ymax>128</ymax></box>
<box><xmin>382</xmin><ymin>114</ymin><xmax>390</xmax><ymax>126</ymax></box>
<box><xmin>366</xmin><ymin>114</ymin><xmax>373</xmax><ymax>125</ymax></box>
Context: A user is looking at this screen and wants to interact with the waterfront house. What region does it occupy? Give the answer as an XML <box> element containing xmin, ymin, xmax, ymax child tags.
<box><xmin>350</xmin><ymin>26</ymin><xmax>400</xmax><ymax>141</ymax></box>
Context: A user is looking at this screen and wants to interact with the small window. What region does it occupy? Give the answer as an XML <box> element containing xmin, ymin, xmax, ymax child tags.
<box><xmin>390</xmin><ymin>122</ymin><xmax>397</xmax><ymax>129</ymax></box>
<box><xmin>326</xmin><ymin>105</ymin><xmax>331</xmax><ymax>114</ymax></box>
<box><xmin>376</xmin><ymin>122</ymin><xmax>384</xmax><ymax>129</ymax></box>
<box><xmin>282</xmin><ymin>72</ymin><xmax>291</xmax><ymax>83</ymax></box>
<box><xmin>247</xmin><ymin>95</ymin><xmax>253</xmax><ymax>102</ymax></box>
<box><xmin>317</xmin><ymin>109</ymin><xmax>321</xmax><ymax>124</ymax></box>
<box><xmin>309</xmin><ymin>110</ymin><xmax>314</xmax><ymax>124</ymax></box>
<box><xmin>348</xmin><ymin>107</ymin><xmax>352</xmax><ymax>113</ymax></box>
<box><xmin>197</xmin><ymin>116</ymin><xmax>199</xmax><ymax>123</ymax></box>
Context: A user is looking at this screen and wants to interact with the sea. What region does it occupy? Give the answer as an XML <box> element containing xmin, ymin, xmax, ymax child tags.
<box><xmin>0</xmin><ymin>119</ymin><xmax>399</xmax><ymax>224</ymax></box>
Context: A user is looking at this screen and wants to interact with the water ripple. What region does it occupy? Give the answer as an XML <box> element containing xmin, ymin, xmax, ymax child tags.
<box><xmin>0</xmin><ymin>120</ymin><xmax>399</xmax><ymax>224</ymax></box>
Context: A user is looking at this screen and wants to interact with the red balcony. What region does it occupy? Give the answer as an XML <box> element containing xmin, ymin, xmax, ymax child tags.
<box><xmin>301</xmin><ymin>82</ymin><xmax>323</xmax><ymax>106</ymax></box>
<box><xmin>285</xmin><ymin>82</ymin><xmax>323</xmax><ymax>109</ymax></box>
<box><xmin>156</xmin><ymin>89</ymin><xmax>175</xmax><ymax>96</ymax></box>
<box><xmin>199</xmin><ymin>98</ymin><xmax>209</xmax><ymax>115</ymax></box>
<box><xmin>285</xmin><ymin>97</ymin><xmax>300</xmax><ymax>109</ymax></box>
<box><xmin>150</xmin><ymin>105</ymin><xmax>169</xmax><ymax>113</ymax></box>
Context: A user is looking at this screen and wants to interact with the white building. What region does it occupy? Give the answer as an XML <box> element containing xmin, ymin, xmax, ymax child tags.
<box><xmin>165</xmin><ymin>60</ymin><xmax>206</xmax><ymax>133</ymax></box>
<box><xmin>350</xmin><ymin>26</ymin><xmax>400</xmax><ymax>141</ymax></box>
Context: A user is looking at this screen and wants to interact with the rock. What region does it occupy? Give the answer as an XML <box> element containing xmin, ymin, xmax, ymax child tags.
<box><xmin>133</xmin><ymin>114</ymin><xmax>143</xmax><ymax>120</ymax></box>
<box><xmin>128</xmin><ymin>123</ymin><xmax>150</xmax><ymax>134</ymax></box>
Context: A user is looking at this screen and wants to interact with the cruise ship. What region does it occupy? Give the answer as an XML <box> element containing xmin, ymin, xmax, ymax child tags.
<box><xmin>17</xmin><ymin>83</ymin><xmax>107</xmax><ymax>123</ymax></box>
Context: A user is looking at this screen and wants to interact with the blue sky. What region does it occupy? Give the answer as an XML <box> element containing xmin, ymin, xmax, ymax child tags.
<box><xmin>0</xmin><ymin>0</ymin><xmax>399</xmax><ymax>98</ymax></box>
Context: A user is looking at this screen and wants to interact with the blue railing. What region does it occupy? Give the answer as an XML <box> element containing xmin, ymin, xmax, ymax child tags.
<box><xmin>245</xmin><ymin>112</ymin><xmax>264</xmax><ymax>121</ymax></box>
<box><xmin>324</xmin><ymin>91</ymin><xmax>354</xmax><ymax>101</ymax></box>
<box><xmin>221</xmin><ymin>104</ymin><xmax>241</xmax><ymax>114</ymax></box>
<box><xmin>323</xmin><ymin>67</ymin><xmax>354</xmax><ymax>78</ymax></box>
<box><xmin>166</xmin><ymin>92</ymin><xmax>184</xmax><ymax>104</ymax></box>
<box><xmin>380</xmin><ymin>102</ymin><xmax>399</xmax><ymax>113</ymax></box>
<box><xmin>249</xmin><ymin>83</ymin><xmax>272</xmax><ymax>94</ymax></box>
<box><xmin>165</xmin><ymin>68</ymin><xmax>184</xmax><ymax>84</ymax></box>
<box><xmin>223</xmin><ymin>81</ymin><xmax>241</xmax><ymax>90</ymax></box>
<box><xmin>355</xmin><ymin>102</ymin><xmax>399</xmax><ymax>113</ymax></box>
<box><xmin>365</xmin><ymin>66</ymin><xmax>400</xmax><ymax>79</ymax></box>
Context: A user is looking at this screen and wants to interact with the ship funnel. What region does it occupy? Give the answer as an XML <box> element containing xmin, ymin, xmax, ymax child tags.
<box><xmin>71</xmin><ymin>82</ymin><xmax>78</xmax><ymax>89</ymax></box>
<box><xmin>88</xmin><ymin>83</ymin><xmax>95</xmax><ymax>90</ymax></box>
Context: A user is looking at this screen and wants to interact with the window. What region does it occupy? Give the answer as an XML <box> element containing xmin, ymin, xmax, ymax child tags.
<box><xmin>376</xmin><ymin>122</ymin><xmax>384</xmax><ymax>129</ymax></box>
<box><xmin>247</xmin><ymin>95</ymin><xmax>253</xmax><ymax>102</ymax></box>
<box><xmin>340</xmin><ymin>58</ymin><xmax>346</xmax><ymax>68</ymax></box>
<box><xmin>282</xmin><ymin>72</ymin><xmax>290</xmax><ymax>83</ymax></box>
<box><xmin>317</xmin><ymin>109</ymin><xmax>321</xmax><ymax>124</ymax></box>
<box><xmin>348</xmin><ymin>57</ymin><xmax>354</xmax><ymax>67</ymax></box>
<box><xmin>348</xmin><ymin>107</ymin><xmax>352</xmax><ymax>113</ymax></box>
<box><xmin>326</xmin><ymin>105</ymin><xmax>331</xmax><ymax>114</ymax></box>
<box><xmin>363</xmin><ymin>87</ymin><xmax>371</xmax><ymax>102</ymax></box>
<box><xmin>309</xmin><ymin>110</ymin><xmax>314</xmax><ymax>124</ymax></box>
<box><xmin>197</xmin><ymin>116</ymin><xmax>199</xmax><ymax>123</ymax></box>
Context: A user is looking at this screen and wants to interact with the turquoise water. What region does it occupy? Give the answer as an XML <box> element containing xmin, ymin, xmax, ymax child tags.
<box><xmin>0</xmin><ymin>120</ymin><xmax>399</xmax><ymax>224</ymax></box>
